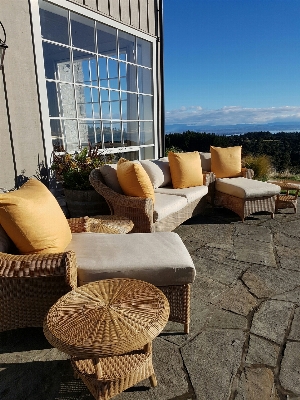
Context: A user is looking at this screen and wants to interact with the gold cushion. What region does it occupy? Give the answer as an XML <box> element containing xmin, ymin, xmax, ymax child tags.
<box><xmin>210</xmin><ymin>146</ymin><xmax>242</xmax><ymax>178</ymax></box>
<box><xmin>0</xmin><ymin>179</ymin><xmax>72</xmax><ymax>254</ymax></box>
<box><xmin>117</xmin><ymin>158</ymin><xmax>155</xmax><ymax>202</ymax></box>
<box><xmin>168</xmin><ymin>151</ymin><xmax>203</xmax><ymax>189</ymax></box>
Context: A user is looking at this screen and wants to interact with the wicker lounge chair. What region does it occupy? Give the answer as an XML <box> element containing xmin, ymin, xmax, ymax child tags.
<box><xmin>213</xmin><ymin>170</ymin><xmax>281</xmax><ymax>221</ymax></box>
<box><xmin>0</xmin><ymin>217</ymin><xmax>108</xmax><ymax>332</ymax></box>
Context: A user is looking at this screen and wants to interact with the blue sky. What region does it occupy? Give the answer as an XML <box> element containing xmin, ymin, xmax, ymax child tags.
<box><xmin>163</xmin><ymin>0</ymin><xmax>300</xmax><ymax>128</ymax></box>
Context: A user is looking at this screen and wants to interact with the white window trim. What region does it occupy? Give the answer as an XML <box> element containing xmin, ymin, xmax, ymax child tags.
<box><xmin>29</xmin><ymin>0</ymin><xmax>158</xmax><ymax>163</ymax></box>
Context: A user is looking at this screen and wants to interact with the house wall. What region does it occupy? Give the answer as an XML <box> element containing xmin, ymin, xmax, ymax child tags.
<box><xmin>0</xmin><ymin>0</ymin><xmax>46</xmax><ymax>190</ymax></box>
<box><xmin>0</xmin><ymin>0</ymin><xmax>164</xmax><ymax>190</ymax></box>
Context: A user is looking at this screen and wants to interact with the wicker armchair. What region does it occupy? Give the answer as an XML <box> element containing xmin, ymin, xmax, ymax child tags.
<box><xmin>0</xmin><ymin>217</ymin><xmax>105</xmax><ymax>333</ymax></box>
<box><xmin>89</xmin><ymin>168</ymin><xmax>214</xmax><ymax>233</ymax></box>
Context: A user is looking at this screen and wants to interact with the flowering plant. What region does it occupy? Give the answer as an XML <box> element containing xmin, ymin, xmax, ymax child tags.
<box><xmin>51</xmin><ymin>144</ymin><xmax>113</xmax><ymax>190</ymax></box>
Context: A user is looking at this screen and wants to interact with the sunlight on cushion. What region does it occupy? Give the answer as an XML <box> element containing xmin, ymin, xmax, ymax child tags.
<box><xmin>117</xmin><ymin>158</ymin><xmax>155</xmax><ymax>202</ymax></box>
<box><xmin>168</xmin><ymin>151</ymin><xmax>203</xmax><ymax>189</ymax></box>
<box><xmin>210</xmin><ymin>146</ymin><xmax>242</xmax><ymax>178</ymax></box>
<box><xmin>0</xmin><ymin>179</ymin><xmax>72</xmax><ymax>254</ymax></box>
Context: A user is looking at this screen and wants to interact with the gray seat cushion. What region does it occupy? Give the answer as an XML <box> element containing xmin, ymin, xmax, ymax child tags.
<box><xmin>66</xmin><ymin>232</ymin><xmax>196</xmax><ymax>287</ymax></box>
<box><xmin>140</xmin><ymin>159</ymin><xmax>171</xmax><ymax>188</ymax></box>
<box><xmin>216</xmin><ymin>177</ymin><xmax>281</xmax><ymax>199</ymax></box>
<box><xmin>153</xmin><ymin>193</ymin><xmax>188</xmax><ymax>222</ymax></box>
<box><xmin>155</xmin><ymin>185</ymin><xmax>208</xmax><ymax>203</ymax></box>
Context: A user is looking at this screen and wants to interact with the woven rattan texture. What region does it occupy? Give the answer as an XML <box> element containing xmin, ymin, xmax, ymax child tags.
<box><xmin>71</xmin><ymin>346</ymin><xmax>155</xmax><ymax>400</ymax></box>
<box><xmin>0</xmin><ymin>216</ymin><xmax>111</xmax><ymax>332</ymax></box>
<box><xmin>44</xmin><ymin>279</ymin><xmax>170</xmax><ymax>359</ymax></box>
<box><xmin>67</xmin><ymin>215</ymin><xmax>134</xmax><ymax>234</ymax></box>
<box><xmin>214</xmin><ymin>192</ymin><xmax>276</xmax><ymax>221</ymax></box>
<box><xmin>159</xmin><ymin>284</ymin><xmax>191</xmax><ymax>333</ymax></box>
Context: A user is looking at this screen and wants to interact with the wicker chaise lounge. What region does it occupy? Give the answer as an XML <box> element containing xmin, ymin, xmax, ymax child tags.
<box><xmin>214</xmin><ymin>177</ymin><xmax>281</xmax><ymax>221</ymax></box>
<box><xmin>200</xmin><ymin>146</ymin><xmax>282</xmax><ymax>221</ymax></box>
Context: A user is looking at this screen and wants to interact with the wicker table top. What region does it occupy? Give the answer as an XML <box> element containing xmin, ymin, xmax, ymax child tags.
<box><xmin>68</xmin><ymin>215</ymin><xmax>134</xmax><ymax>234</ymax></box>
<box><xmin>43</xmin><ymin>278</ymin><xmax>170</xmax><ymax>359</ymax></box>
<box><xmin>268</xmin><ymin>180</ymin><xmax>300</xmax><ymax>190</ymax></box>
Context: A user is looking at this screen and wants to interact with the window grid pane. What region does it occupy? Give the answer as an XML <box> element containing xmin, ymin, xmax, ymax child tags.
<box><xmin>40</xmin><ymin>0</ymin><xmax>155</xmax><ymax>156</ymax></box>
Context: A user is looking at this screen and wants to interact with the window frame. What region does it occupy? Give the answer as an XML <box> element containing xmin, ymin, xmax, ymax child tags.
<box><xmin>30</xmin><ymin>0</ymin><xmax>158</xmax><ymax>162</ymax></box>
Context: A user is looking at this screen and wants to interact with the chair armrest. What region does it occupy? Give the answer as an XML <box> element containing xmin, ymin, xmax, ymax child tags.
<box><xmin>89</xmin><ymin>168</ymin><xmax>152</xmax><ymax>211</ymax></box>
<box><xmin>203</xmin><ymin>171</ymin><xmax>215</xmax><ymax>186</ymax></box>
<box><xmin>241</xmin><ymin>168</ymin><xmax>254</xmax><ymax>179</ymax></box>
<box><xmin>0</xmin><ymin>250</ymin><xmax>77</xmax><ymax>289</ymax></box>
<box><xmin>89</xmin><ymin>168</ymin><xmax>154</xmax><ymax>232</ymax></box>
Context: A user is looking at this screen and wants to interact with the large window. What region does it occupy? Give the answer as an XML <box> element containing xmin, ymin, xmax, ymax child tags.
<box><xmin>39</xmin><ymin>0</ymin><xmax>155</xmax><ymax>159</ymax></box>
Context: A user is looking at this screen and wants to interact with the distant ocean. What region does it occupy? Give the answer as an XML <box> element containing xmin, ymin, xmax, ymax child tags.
<box><xmin>165</xmin><ymin>122</ymin><xmax>300</xmax><ymax>135</ymax></box>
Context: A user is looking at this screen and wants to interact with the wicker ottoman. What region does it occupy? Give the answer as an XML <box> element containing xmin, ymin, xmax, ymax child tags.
<box><xmin>214</xmin><ymin>177</ymin><xmax>281</xmax><ymax>221</ymax></box>
<box><xmin>44</xmin><ymin>279</ymin><xmax>169</xmax><ymax>400</ymax></box>
<box><xmin>66</xmin><ymin>232</ymin><xmax>196</xmax><ymax>333</ymax></box>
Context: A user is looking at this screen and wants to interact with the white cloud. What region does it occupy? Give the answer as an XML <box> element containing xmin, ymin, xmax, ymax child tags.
<box><xmin>165</xmin><ymin>105</ymin><xmax>300</xmax><ymax>126</ymax></box>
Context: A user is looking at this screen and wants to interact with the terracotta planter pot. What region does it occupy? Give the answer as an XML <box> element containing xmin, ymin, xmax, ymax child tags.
<box><xmin>64</xmin><ymin>189</ymin><xmax>110</xmax><ymax>218</ymax></box>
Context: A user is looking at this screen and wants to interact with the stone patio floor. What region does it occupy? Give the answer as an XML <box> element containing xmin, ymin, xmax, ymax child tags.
<box><xmin>1</xmin><ymin>203</ymin><xmax>300</xmax><ymax>399</ymax></box>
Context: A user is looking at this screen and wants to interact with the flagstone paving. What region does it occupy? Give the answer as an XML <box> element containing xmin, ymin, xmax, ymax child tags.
<box><xmin>1</xmin><ymin>203</ymin><xmax>300</xmax><ymax>399</ymax></box>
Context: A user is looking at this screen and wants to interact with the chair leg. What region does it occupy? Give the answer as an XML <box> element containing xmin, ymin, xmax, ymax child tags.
<box><xmin>184</xmin><ymin>322</ymin><xmax>190</xmax><ymax>334</ymax></box>
<box><xmin>149</xmin><ymin>373</ymin><xmax>157</xmax><ymax>387</ymax></box>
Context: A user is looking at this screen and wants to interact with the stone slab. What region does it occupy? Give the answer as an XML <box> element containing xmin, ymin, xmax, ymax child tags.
<box><xmin>205</xmin><ymin>308</ymin><xmax>248</xmax><ymax>331</ymax></box>
<box><xmin>280</xmin><ymin>341</ymin><xmax>300</xmax><ymax>395</ymax></box>
<box><xmin>181</xmin><ymin>329</ymin><xmax>245</xmax><ymax>400</ymax></box>
<box><xmin>289</xmin><ymin>307</ymin><xmax>300</xmax><ymax>341</ymax></box>
<box><xmin>192</xmin><ymin>256</ymin><xmax>249</xmax><ymax>286</ymax></box>
<box><xmin>233</xmin><ymin>238</ymin><xmax>276</xmax><ymax>267</ymax></box>
<box><xmin>251</xmin><ymin>300</ymin><xmax>294</xmax><ymax>344</ymax></box>
<box><xmin>242</xmin><ymin>266</ymin><xmax>300</xmax><ymax>298</ymax></box>
<box><xmin>246</xmin><ymin>334</ymin><xmax>280</xmax><ymax>367</ymax></box>
<box><xmin>235</xmin><ymin>367</ymin><xmax>279</xmax><ymax>400</ymax></box>
<box><xmin>234</xmin><ymin>225</ymin><xmax>273</xmax><ymax>242</ymax></box>
<box><xmin>211</xmin><ymin>280</ymin><xmax>258</xmax><ymax>316</ymax></box>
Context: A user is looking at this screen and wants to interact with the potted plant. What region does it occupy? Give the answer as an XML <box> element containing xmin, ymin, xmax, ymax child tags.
<box><xmin>51</xmin><ymin>144</ymin><xmax>113</xmax><ymax>217</ymax></box>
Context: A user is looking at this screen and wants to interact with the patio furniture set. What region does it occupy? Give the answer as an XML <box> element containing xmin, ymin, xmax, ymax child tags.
<box><xmin>0</xmin><ymin>146</ymin><xmax>295</xmax><ymax>399</ymax></box>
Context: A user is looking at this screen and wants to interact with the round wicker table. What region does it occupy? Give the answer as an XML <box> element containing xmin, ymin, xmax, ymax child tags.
<box><xmin>43</xmin><ymin>278</ymin><xmax>170</xmax><ymax>400</ymax></box>
<box><xmin>68</xmin><ymin>215</ymin><xmax>134</xmax><ymax>234</ymax></box>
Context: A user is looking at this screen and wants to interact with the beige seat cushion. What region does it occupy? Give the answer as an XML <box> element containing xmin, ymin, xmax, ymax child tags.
<box><xmin>155</xmin><ymin>185</ymin><xmax>208</xmax><ymax>203</ymax></box>
<box><xmin>153</xmin><ymin>193</ymin><xmax>188</xmax><ymax>222</ymax></box>
<box><xmin>216</xmin><ymin>177</ymin><xmax>281</xmax><ymax>199</ymax></box>
<box><xmin>66</xmin><ymin>232</ymin><xmax>196</xmax><ymax>286</ymax></box>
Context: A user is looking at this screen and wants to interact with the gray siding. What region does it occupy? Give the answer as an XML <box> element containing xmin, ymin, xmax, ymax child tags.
<box><xmin>0</xmin><ymin>0</ymin><xmax>46</xmax><ymax>190</ymax></box>
<box><xmin>0</xmin><ymin>0</ymin><xmax>164</xmax><ymax>190</ymax></box>
<box><xmin>68</xmin><ymin>0</ymin><xmax>158</xmax><ymax>36</ymax></box>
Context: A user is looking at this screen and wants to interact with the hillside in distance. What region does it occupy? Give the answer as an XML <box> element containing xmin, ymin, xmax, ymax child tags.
<box><xmin>165</xmin><ymin>121</ymin><xmax>300</xmax><ymax>135</ymax></box>
<box><xmin>165</xmin><ymin>130</ymin><xmax>300</xmax><ymax>173</ymax></box>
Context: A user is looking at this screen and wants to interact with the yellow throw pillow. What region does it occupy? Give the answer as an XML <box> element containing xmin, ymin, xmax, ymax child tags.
<box><xmin>0</xmin><ymin>179</ymin><xmax>72</xmax><ymax>254</ymax></box>
<box><xmin>210</xmin><ymin>146</ymin><xmax>242</xmax><ymax>178</ymax></box>
<box><xmin>117</xmin><ymin>158</ymin><xmax>155</xmax><ymax>202</ymax></box>
<box><xmin>168</xmin><ymin>151</ymin><xmax>203</xmax><ymax>189</ymax></box>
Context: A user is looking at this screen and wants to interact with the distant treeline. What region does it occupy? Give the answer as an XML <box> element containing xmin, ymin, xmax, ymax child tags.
<box><xmin>165</xmin><ymin>131</ymin><xmax>300</xmax><ymax>173</ymax></box>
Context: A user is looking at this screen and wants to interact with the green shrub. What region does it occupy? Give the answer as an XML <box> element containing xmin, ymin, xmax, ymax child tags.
<box><xmin>165</xmin><ymin>146</ymin><xmax>184</xmax><ymax>156</ymax></box>
<box><xmin>242</xmin><ymin>154</ymin><xmax>272</xmax><ymax>181</ymax></box>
